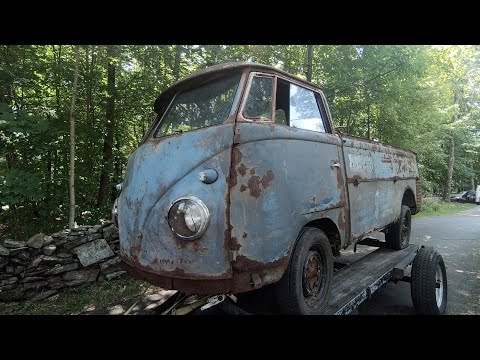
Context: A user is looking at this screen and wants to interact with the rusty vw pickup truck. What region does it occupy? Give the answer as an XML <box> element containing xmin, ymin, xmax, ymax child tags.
<box><xmin>116</xmin><ymin>62</ymin><xmax>421</xmax><ymax>314</ymax></box>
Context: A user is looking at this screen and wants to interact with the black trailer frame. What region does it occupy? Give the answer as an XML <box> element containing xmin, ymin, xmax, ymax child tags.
<box><xmin>325</xmin><ymin>239</ymin><xmax>420</xmax><ymax>315</ymax></box>
<box><xmin>154</xmin><ymin>240</ymin><xmax>444</xmax><ymax>315</ymax></box>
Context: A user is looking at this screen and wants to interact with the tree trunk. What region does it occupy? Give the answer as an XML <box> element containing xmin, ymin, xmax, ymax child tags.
<box><xmin>306</xmin><ymin>45</ymin><xmax>313</xmax><ymax>82</ymax></box>
<box><xmin>85</xmin><ymin>45</ymin><xmax>92</xmax><ymax>170</ymax></box>
<box><xmin>443</xmin><ymin>92</ymin><xmax>458</xmax><ymax>201</ymax></box>
<box><xmin>51</xmin><ymin>45</ymin><xmax>62</xmax><ymax>182</ymax></box>
<box><xmin>85</xmin><ymin>45</ymin><xmax>96</xmax><ymax>206</ymax></box>
<box><xmin>112</xmin><ymin>133</ymin><xmax>121</xmax><ymax>203</ymax></box>
<box><xmin>346</xmin><ymin>109</ymin><xmax>351</xmax><ymax>134</ymax></box>
<box><xmin>367</xmin><ymin>104</ymin><xmax>371</xmax><ymax>140</ymax></box>
<box><xmin>69</xmin><ymin>46</ymin><xmax>80</xmax><ymax>229</ymax></box>
<box><xmin>1</xmin><ymin>46</ymin><xmax>19</xmax><ymax>238</ymax></box>
<box><xmin>97</xmin><ymin>45</ymin><xmax>116</xmax><ymax>207</ymax></box>
<box><xmin>173</xmin><ymin>45</ymin><xmax>182</xmax><ymax>81</ymax></box>
<box><xmin>285</xmin><ymin>46</ymin><xmax>292</xmax><ymax>73</ymax></box>
<box><xmin>470</xmin><ymin>159</ymin><xmax>475</xmax><ymax>189</ymax></box>
<box><xmin>444</xmin><ymin>128</ymin><xmax>456</xmax><ymax>201</ymax></box>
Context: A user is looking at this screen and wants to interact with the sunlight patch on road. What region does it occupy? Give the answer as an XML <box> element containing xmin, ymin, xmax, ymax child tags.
<box><xmin>456</xmin><ymin>289</ymin><xmax>471</xmax><ymax>297</ymax></box>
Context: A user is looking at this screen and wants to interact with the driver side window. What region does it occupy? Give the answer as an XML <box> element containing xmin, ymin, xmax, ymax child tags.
<box><xmin>275</xmin><ymin>79</ymin><xmax>327</xmax><ymax>133</ymax></box>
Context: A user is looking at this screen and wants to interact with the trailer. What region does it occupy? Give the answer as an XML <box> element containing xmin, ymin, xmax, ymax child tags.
<box><xmin>153</xmin><ymin>241</ymin><xmax>448</xmax><ymax>315</ymax></box>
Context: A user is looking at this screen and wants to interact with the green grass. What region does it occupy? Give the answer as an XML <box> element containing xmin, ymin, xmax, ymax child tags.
<box><xmin>415</xmin><ymin>201</ymin><xmax>477</xmax><ymax>219</ymax></box>
<box><xmin>0</xmin><ymin>277</ymin><xmax>148</xmax><ymax>315</ymax></box>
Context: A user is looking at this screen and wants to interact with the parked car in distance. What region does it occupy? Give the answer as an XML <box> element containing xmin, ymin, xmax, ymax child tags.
<box><xmin>451</xmin><ymin>189</ymin><xmax>476</xmax><ymax>203</ymax></box>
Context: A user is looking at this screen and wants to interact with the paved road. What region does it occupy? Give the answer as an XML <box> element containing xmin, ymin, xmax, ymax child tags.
<box><xmin>354</xmin><ymin>205</ymin><xmax>480</xmax><ymax>315</ymax></box>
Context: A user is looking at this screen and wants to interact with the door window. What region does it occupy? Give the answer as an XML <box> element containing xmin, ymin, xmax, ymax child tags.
<box><xmin>275</xmin><ymin>79</ymin><xmax>326</xmax><ymax>133</ymax></box>
<box><xmin>243</xmin><ymin>75</ymin><xmax>274</xmax><ymax>120</ymax></box>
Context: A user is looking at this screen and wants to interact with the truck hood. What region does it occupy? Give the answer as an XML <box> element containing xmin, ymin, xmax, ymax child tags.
<box><xmin>120</xmin><ymin>124</ymin><xmax>234</xmax><ymax>237</ymax></box>
<box><xmin>117</xmin><ymin>124</ymin><xmax>234</xmax><ymax>279</ymax></box>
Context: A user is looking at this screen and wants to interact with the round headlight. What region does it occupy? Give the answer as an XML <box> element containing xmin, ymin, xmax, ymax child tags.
<box><xmin>167</xmin><ymin>196</ymin><xmax>210</xmax><ymax>240</ymax></box>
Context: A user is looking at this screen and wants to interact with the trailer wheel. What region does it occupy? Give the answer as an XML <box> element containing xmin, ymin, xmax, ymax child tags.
<box><xmin>411</xmin><ymin>247</ymin><xmax>447</xmax><ymax>315</ymax></box>
<box><xmin>274</xmin><ymin>228</ymin><xmax>333</xmax><ymax>315</ymax></box>
<box><xmin>386</xmin><ymin>205</ymin><xmax>411</xmax><ymax>250</ymax></box>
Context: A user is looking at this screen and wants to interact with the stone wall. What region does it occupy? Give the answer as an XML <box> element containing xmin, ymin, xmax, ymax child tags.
<box><xmin>0</xmin><ymin>223</ymin><xmax>123</xmax><ymax>302</ymax></box>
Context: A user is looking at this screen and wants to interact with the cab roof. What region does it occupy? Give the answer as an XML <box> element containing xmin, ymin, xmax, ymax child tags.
<box><xmin>153</xmin><ymin>62</ymin><xmax>323</xmax><ymax>113</ymax></box>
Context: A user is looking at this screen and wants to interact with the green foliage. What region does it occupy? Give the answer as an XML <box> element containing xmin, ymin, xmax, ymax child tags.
<box><xmin>1</xmin><ymin>45</ymin><xmax>479</xmax><ymax>240</ymax></box>
<box><xmin>415</xmin><ymin>202</ymin><xmax>476</xmax><ymax>218</ymax></box>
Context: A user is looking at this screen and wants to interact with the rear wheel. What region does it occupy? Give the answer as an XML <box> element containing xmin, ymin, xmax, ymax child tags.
<box><xmin>385</xmin><ymin>205</ymin><xmax>411</xmax><ymax>250</ymax></box>
<box><xmin>274</xmin><ymin>228</ymin><xmax>333</xmax><ymax>315</ymax></box>
<box><xmin>411</xmin><ymin>246</ymin><xmax>447</xmax><ymax>315</ymax></box>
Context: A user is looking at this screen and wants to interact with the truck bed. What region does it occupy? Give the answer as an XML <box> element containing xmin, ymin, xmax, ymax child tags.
<box><xmin>325</xmin><ymin>244</ymin><xmax>419</xmax><ymax>315</ymax></box>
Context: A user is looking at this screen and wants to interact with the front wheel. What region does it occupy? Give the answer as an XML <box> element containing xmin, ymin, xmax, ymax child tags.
<box><xmin>385</xmin><ymin>205</ymin><xmax>411</xmax><ymax>250</ymax></box>
<box><xmin>274</xmin><ymin>228</ymin><xmax>333</xmax><ymax>315</ymax></box>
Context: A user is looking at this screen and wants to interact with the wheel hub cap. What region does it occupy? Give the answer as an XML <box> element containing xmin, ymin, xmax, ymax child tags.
<box><xmin>435</xmin><ymin>263</ymin><xmax>444</xmax><ymax>308</ymax></box>
<box><xmin>303</xmin><ymin>251</ymin><xmax>322</xmax><ymax>297</ymax></box>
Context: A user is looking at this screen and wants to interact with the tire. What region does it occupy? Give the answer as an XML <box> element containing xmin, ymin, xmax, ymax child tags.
<box><xmin>411</xmin><ymin>247</ymin><xmax>447</xmax><ymax>315</ymax></box>
<box><xmin>274</xmin><ymin>228</ymin><xmax>333</xmax><ymax>315</ymax></box>
<box><xmin>385</xmin><ymin>205</ymin><xmax>411</xmax><ymax>250</ymax></box>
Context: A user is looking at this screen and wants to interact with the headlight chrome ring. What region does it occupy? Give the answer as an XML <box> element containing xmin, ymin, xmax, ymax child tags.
<box><xmin>167</xmin><ymin>196</ymin><xmax>210</xmax><ymax>240</ymax></box>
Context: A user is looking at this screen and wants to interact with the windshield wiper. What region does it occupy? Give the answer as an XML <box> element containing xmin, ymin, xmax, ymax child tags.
<box><xmin>171</xmin><ymin>128</ymin><xmax>184</xmax><ymax>134</ymax></box>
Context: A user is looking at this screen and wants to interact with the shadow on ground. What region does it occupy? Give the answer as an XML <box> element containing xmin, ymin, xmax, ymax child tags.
<box><xmin>81</xmin><ymin>287</ymin><xmax>176</xmax><ymax>315</ymax></box>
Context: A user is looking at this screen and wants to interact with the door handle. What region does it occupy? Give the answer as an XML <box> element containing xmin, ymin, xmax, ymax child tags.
<box><xmin>331</xmin><ymin>161</ymin><xmax>341</xmax><ymax>169</ymax></box>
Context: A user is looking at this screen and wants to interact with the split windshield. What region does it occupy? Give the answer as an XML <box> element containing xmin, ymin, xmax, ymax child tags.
<box><xmin>154</xmin><ymin>73</ymin><xmax>241</xmax><ymax>138</ymax></box>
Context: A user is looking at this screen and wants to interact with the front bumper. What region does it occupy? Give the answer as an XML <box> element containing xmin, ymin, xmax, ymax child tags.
<box><xmin>121</xmin><ymin>257</ymin><xmax>277</xmax><ymax>295</ymax></box>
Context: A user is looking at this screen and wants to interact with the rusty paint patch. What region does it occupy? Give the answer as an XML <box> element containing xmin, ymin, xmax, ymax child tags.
<box><xmin>337</xmin><ymin>210</ymin><xmax>346</xmax><ymax>238</ymax></box>
<box><xmin>334</xmin><ymin>151</ymin><xmax>350</xmax><ymax>247</ymax></box>
<box><xmin>247</xmin><ymin>175</ymin><xmax>262</xmax><ymax>198</ymax></box>
<box><xmin>230</xmin><ymin>147</ymin><xmax>243</xmax><ymax>188</ymax></box>
<box><xmin>129</xmin><ymin>241</ymin><xmax>142</xmax><ymax>262</ymax></box>
<box><xmin>152</xmin><ymin>258</ymin><xmax>193</xmax><ymax>265</ymax></box>
<box><xmin>260</xmin><ymin>170</ymin><xmax>274</xmax><ymax>188</ymax></box>
<box><xmin>122</xmin><ymin>259</ymin><xmax>233</xmax><ymax>294</ymax></box>
<box><xmin>230</xmin><ymin>236</ymin><xmax>241</xmax><ymax>251</ymax></box>
<box><xmin>232</xmin><ymin>254</ymin><xmax>289</xmax><ymax>272</ymax></box>
<box><xmin>118</xmin><ymin>255</ymin><xmax>291</xmax><ymax>295</ymax></box>
<box><xmin>123</xmin><ymin>256</ymin><xmax>229</xmax><ymax>281</ymax></box>
<box><xmin>242</xmin><ymin>232</ymin><xmax>248</xmax><ymax>239</ymax></box>
<box><xmin>239</xmin><ymin>184</ymin><xmax>247</xmax><ymax>192</ymax></box>
<box><xmin>173</xmin><ymin>237</ymin><xmax>208</xmax><ymax>253</ymax></box>
<box><xmin>224</xmin><ymin>223</ymin><xmax>233</xmax><ymax>252</ymax></box>
<box><xmin>311</xmin><ymin>196</ymin><xmax>316</xmax><ymax>203</ymax></box>
<box><xmin>249</xmin><ymin>168</ymin><xmax>256</xmax><ymax>175</ymax></box>
<box><xmin>238</xmin><ymin>163</ymin><xmax>247</xmax><ymax>176</ymax></box>
<box><xmin>230</xmin><ymin>254</ymin><xmax>290</xmax><ymax>292</ymax></box>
